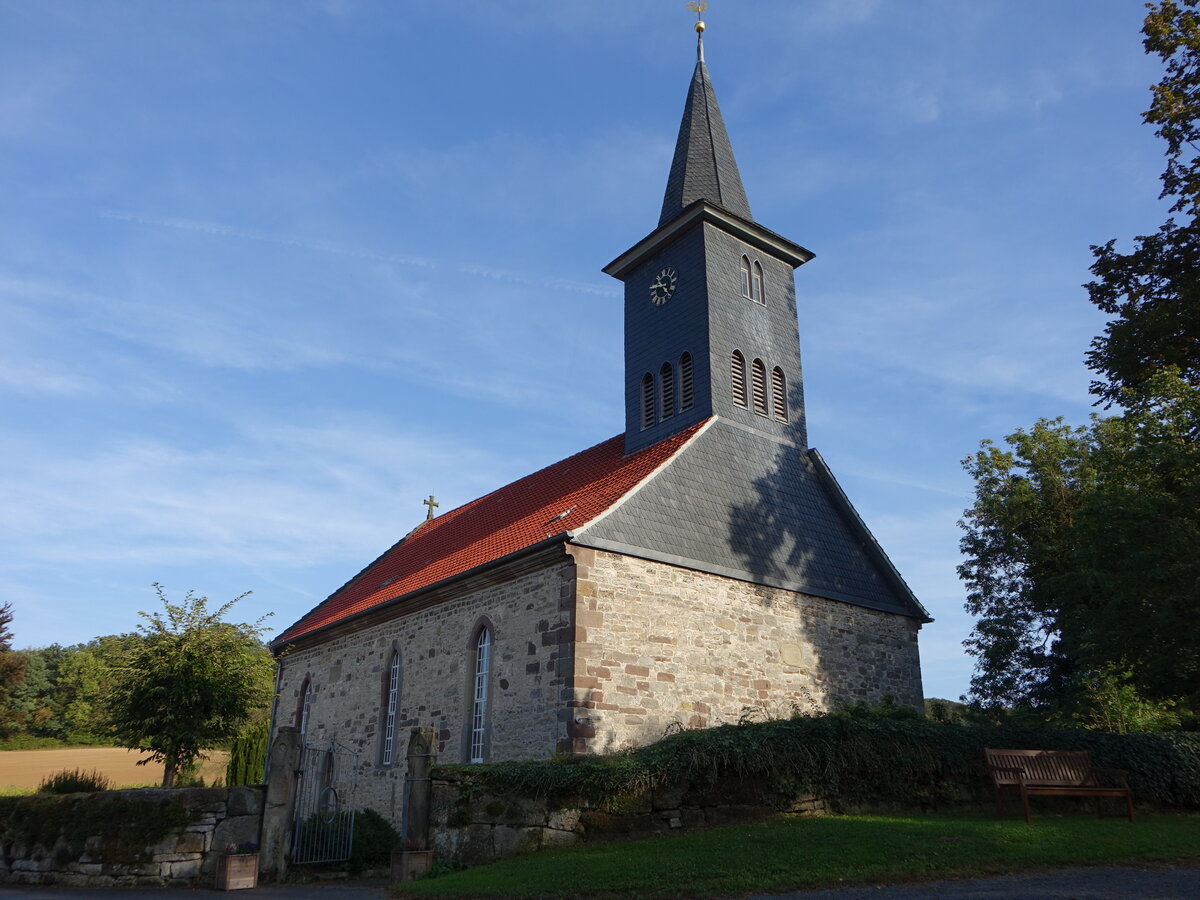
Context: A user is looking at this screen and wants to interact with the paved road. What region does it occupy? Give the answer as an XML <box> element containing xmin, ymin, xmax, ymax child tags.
<box><xmin>1</xmin><ymin>865</ymin><xmax>1198</xmax><ymax>898</ymax></box>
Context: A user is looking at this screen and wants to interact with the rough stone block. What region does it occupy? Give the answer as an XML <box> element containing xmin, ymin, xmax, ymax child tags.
<box><xmin>227</xmin><ymin>787</ymin><xmax>264</xmax><ymax>817</ymax></box>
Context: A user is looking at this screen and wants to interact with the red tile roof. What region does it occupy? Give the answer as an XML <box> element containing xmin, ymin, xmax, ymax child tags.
<box><xmin>274</xmin><ymin>421</ymin><xmax>709</xmax><ymax>646</ymax></box>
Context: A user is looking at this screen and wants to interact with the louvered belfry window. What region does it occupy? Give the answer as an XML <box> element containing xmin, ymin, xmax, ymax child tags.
<box><xmin>470</xmin><ymin>627</ymin><xmax>492</xmax><ymax>763</ymax></box>
<box><xmin>660</xmin><ymin>362</ymin><xmax>675</xmax><ymax>419</ymax></box>
<box><xmin>641</xmin><ymin>373</ymin><xmax>656</xmax><ymax>429</ymax></box>
<box><xmin>731</xmin><ymin>351</ymin><xmax>747</xmax><ymax>407</ymax></box>
<box><xmin>751</xmin><ymin>358</ymin><xmax>768</xmax><ymax>416</ymax></box>
<box><xmin>381</xmin><ymin>651</ymin><xmax>401</xmax><ymax>766</ymax></box>
<box><xmin>679</xmin><ymin>352</ymin><xmax>694</xmax><ymax>410</ymax></box>
<box><xmin>772</xmin><ymin>367</ymin><xmax>788</xmax><ymax>422</ymax></box>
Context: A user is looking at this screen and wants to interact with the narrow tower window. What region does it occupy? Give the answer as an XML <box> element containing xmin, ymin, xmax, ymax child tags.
<box><xmin>679</xmin><ymin>353</ymin><xmax>694</xmax><ymax>410</ymax></box>
<box><xmin>660</xmin><ymin>362</ymin><xmax>675</xmax><ymax>419</ymax></box>
<box><xmin>731</xmin><ymin>351</ymin><xmax>747</xmax><ymax>407</ymax></box>
<box><xmin>641</xmin><ymin>373</ymin><xmax>656</xmax><ymax>429</ymax></box>
<box><xmin>751</xmin><ymin>358</ymin><xmax>768</xmax><ymax>416</ymax></box>
<box><xmin>740</xmin><ymin>256</ymin><xmax>752</xmax><ymax>298</ymax></box>
<box><xmin>752</xmin><ymin>261</ymin><xmax>764</xmax><ymax>303</ymax></box>
<box><xmin>381</xmin><ymin>650</ymin><xmax>401</xmax><ymax>766</ymax></box>
<box><xmin>771</xmin><ymin>367</ymin><xmax>788</xmax><ymax>422</ymax></box>
<box><xmin>469</xmin><ymin>627</ymin><xmax>492</xmax><ymax>763</ymax></box>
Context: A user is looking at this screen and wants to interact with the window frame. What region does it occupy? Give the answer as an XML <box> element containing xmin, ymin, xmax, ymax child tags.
<box><xmin>380</xmin><ymin>649</ymin><xmax>402</xmax><ymax>766</ymax></box>
<box><xmin>467</xmin><ymin>623</ymin><xmax>493</xmax><ymax>764</ymax></box>
<box><xmin>731</xmin><ymin>350</ymin><xmax>747</xmax><ymax>408</ymax></box>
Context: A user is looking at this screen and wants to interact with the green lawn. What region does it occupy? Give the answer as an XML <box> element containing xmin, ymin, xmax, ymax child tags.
<box><xmin>394</xmin><ymin>814</ymin><xmax>1200</xmax><ymax>899</ymax></box>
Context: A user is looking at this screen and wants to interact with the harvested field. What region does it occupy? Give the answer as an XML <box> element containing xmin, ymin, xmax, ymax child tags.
<box><xmin>0</xmin><ymin>747</ymin><xmax>230</xmax><ymax>790</ymax></box>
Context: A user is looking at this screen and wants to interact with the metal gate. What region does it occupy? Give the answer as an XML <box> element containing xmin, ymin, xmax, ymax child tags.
<box><xmin>291</xmin><ymin>742</ymin><xmax>357</xmax><ymax>865</ymax></box>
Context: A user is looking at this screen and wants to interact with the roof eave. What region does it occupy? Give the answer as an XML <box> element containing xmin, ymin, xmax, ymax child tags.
<box><xmin>270</xmin><ymin>532</ymin><xmax>572</xmax><ymax>653</ymax></box>
<box><xmin>603</xmin><ymin>200</ymin><xmax>814</xmax><ymax>280</ymax></box>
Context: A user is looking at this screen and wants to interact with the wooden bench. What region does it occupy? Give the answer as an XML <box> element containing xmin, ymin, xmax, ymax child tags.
<box><xmin>985</xmin><ymin>748</ymin><xmax>1135</xmax><ymax>823</ymax></box>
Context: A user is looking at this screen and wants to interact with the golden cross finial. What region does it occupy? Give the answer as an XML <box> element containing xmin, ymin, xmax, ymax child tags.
<box><xmin>423</xmin><ymin>494</ymin><xmax>439</xmax><ymax>522</ymax></box>
<box><xmin>686</xmin><ymin>0</ymin><xmax>707</xmax><ymax>33</ymax></box>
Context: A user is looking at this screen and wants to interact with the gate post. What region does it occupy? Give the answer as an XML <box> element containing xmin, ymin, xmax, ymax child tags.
<box><xmin>260</xmin><ymin>726</ymin><xmax>302</xmax><ymax>881</ymax></box>
<box><xmin>404</xmin><ymin>727</ymin><xmax>436</xmax><ymax>850</ymax></box>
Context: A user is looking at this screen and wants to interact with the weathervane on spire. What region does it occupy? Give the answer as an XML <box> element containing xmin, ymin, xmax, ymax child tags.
<box><xmin>687</xmin><ymin>1</ymin><xmax>707</xmax><ymax>60</ymax></box>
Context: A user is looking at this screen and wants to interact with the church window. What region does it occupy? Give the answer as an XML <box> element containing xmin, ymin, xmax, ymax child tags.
<box><xmin>469</xmin><ymin>627</ymin><xmax>492</xmax><ymax>763</ymax></box>
<box><xmin>772</xmin><ymin>367</ymin><xmax>788</xmax><ymax>422</ymax></box>
<box><xmin>381</xmin><ymin>650</ymin><xmax>401</xmax><ymax>766</ymax></box>
<box><xmin>751</xmin><ymin>358</ymin><xmax>768</xmax><ymax>416</ymax></box>
<box><xmin>731</xmin><ymin>351</ymin><xmax>747</xmax><ymax>407</ymax></box>
<box><xmin>298</xmin><ymin>679</ymin><xmax>313</xmax><ymax>737</ymax></box>
<box><xmin>740</xmin><ymin>256</ymin><xmax>752</xmax><ymax>298</ymax></box>
<box><xmin>680</xmin><ymin>353</ymin><xmax>694</xmax><ymax>410</ymax></box>
<box><xmin>752</xmin><ymin>261</ymin><xmax>764</xmax><ymax>303</ymax></box>
<box><xmin>660</xmin><ymin>362</ymin><xmax>675</xmax><ymax>419</ymax></box>
<box><xmin>641</xmin><ymin>373</ymin><xmax>656</xmax><ymax>429</ymax></box>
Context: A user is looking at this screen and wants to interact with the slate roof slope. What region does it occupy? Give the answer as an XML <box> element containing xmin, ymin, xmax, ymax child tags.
<box><xmin>574</xmin><ymin>419</ymin><xmax>930</xmax><ymax>621</ymax></box>
<box><xmin>659</xmin><ymin>53</ymin><xmax>753</xmax><ymax>227</ymax></box>
<box><xmin>273</xmin><ymin>420</ymin><xmax>710</xmax><ymax>647</ymax></box>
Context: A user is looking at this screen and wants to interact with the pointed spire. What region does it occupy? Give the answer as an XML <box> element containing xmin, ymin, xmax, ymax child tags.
<box><xmin>658</xmin><ymin>46</ymin><xmax>753</xmax><ymax>227</ymax></box>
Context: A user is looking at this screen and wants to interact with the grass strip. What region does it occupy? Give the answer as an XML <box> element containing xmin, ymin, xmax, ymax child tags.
<box><xmin>393</xmin><ymin>814</ymin><xmax>1200</xmax><ymax>899</ymax></box>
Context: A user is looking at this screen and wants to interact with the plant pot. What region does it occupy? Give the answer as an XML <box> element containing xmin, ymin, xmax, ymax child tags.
<box><xmin>216</xmin><ymin>853</ymin><xmax>259</xmax><ymax>890</ymax></box>
<box><xmin>391</xmin><ymin>849</ymin><xmax>434</xmax><ymax>882</ymax></box>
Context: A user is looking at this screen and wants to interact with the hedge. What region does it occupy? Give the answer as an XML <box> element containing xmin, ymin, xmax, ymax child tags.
<box><xmin>436</xmin><ymin>715</ymin><xmax>1200</xmax><ymax>811</ymax></box>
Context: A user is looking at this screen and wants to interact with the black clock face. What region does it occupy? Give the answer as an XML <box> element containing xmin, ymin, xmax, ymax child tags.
<box><xmin>649</xmin><ymin>266</ymin><xmax>678</xmax><ymax>306</ymax></box>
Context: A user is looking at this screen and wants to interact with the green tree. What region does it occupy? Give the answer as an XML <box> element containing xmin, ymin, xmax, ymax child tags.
<box><xmin>960</xmin><ymin>1</ymin><xmax>1200</xmax><ymax>727</ymax></box>
<box><xmin>0</xmin><ymin>603</ymin><xmax>27</xmax><ymax>738</ymax></box>
<box><xmin>1086</xmin><ymin>0</ymin><xmax>1200</xmax><ymax>404</ymax></box>
<box><xmin>107</xmin><ymin>585</ymin><xmax>275</xmax><ymax>788</ymax></box>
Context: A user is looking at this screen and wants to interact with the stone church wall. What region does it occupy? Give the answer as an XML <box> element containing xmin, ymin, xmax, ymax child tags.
<box><xmin>273</xmin><ymin>554</ymin><xmax>575</xmax><ymax>822</ymax></box>
<box><xmin>567</xmin><ymin>547</ymin><xmax>922</xmax><ymax>752</ymax></box>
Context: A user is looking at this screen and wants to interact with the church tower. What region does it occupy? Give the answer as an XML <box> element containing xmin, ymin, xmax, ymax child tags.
<box><xmin>605</xmin><ymin>31</ymin><xmax>814</xmax><ymax>455</ymax></box>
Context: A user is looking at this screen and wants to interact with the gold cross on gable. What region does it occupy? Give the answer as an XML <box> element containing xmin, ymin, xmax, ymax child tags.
<box><xmin>423</xmin><ymin>494</ymin><xmax>439</xmax><ymax>521</ymax></box>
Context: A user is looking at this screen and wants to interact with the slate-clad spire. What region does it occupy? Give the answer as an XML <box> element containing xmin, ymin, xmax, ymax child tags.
<box><xmin>658</xmin><ymin>38</ymin><xmax>753</xmax><ymax>227</ymax></box>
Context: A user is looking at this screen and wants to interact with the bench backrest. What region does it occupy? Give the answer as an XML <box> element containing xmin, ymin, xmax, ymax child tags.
<box><xmin>985</xmin><ymin>749</ymin><xmax>1097</xmax><ymax>787</ymax></box>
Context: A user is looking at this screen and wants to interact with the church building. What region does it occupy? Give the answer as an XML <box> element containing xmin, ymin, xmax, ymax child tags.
<box><xmin>270</xmin><ymin>23</ymin><xmax>929</xmax><ymax>814</ymax></box>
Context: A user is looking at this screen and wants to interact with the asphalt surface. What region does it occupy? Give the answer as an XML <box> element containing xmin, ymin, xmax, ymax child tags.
<box><xmin>0</xmin><ymin>865</ymin><xmax>1198</xmax><ymax>898</ymax></box>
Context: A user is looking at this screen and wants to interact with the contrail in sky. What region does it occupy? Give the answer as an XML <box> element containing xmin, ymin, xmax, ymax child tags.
<box><xmin>100</xmin><ymin>210</ymin><xmax>619</xmax><ymax>299</ymax></box>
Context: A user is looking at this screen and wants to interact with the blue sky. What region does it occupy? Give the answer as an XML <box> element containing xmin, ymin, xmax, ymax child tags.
<box><xmin>0</xmin><ymin>1</ymin><xmax>1167</xmax><ymax>703</ymax></box>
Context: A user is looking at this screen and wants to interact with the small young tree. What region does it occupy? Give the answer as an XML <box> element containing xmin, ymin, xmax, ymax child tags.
<box><xmin>107</xmin><ymin>585</ymin><xmax>275</xmax><ymax>788</ymax></box>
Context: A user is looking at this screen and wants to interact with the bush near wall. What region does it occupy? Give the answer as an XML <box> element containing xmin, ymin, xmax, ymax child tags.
<box><xmin>226</xmin><ymin>719</ymin><xmax>269</xmax><ymax>787</ymax></box>
<box><xmin>437</xmin><ymin>716</ymin><xmax>1200</xmax><ymax>812</ymax></box>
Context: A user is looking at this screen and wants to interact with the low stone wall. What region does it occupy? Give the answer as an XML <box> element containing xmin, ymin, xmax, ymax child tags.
<box><xmin>429</xmin><ymin>769</ymin><xmax>827</xmax><ymax>865</ymax></box>
<box><xmin>0</xmin><ymin>785</ymin><xmax>264</xmax><ymax>887</ymax></box>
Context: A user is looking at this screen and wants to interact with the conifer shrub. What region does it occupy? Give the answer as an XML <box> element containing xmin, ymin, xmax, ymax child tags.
<box><xmin>37</xmin><ymin>767</ymin><xmax>113</xmax><ymax>794</ymax></box>
<box><xmin>226</xmin><ymin>718</ymin><xmax>270</xmax><ymax>786</ymax></box>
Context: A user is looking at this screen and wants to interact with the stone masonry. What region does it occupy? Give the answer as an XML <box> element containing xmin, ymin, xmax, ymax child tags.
<box><xmin>567</xmin><ymin>547</ymin><xmax>923</xmax><ymax>753</ymax></box>
<box><xmin>274</xmin><ymin>549</ymin><xmax>576</xmax><ymax>820</ymax></box>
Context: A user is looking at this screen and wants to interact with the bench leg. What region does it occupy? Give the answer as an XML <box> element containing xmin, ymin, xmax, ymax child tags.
<box><xmin>1126</xmin><ymin>792</ymin><xmax>1135</xmax><ymax>823</ymax></box>
<box><xmin>1021</xmin><ymin>787</ymin><xmax>1032</xmax><ymax>824</ymax></box>
<box><xmin>1095</xmin><ymin>796</ymin><xmax>1104</xmax><ymax>819</ymax></box>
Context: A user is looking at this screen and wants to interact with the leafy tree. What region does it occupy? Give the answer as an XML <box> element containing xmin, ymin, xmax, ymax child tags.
<box><xmin>960</xmin><ymin>1</ymin><xmax>1200</xmax><ymax>727</ymax></box>
<box><xmin>0</xmin><ymin>603</ymin><xmax>27</xmax><ymax>738</ymax></box>
<box><xmin>1086</xmin><ymin>0</ymin><xmax>1200</xmax><ymax>403</ymax></box>
<box><xmin>107</xmin><ymin>585</ymin><xmax>275</xmax><ymax>788</ymax></box>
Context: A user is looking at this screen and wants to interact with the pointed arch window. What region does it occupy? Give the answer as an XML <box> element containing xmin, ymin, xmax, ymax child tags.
<box><xmin>679</xmin><ymin>353</ymin><xmax>694</xmax><ymax>410</ymax></box>
<box><xmin>641</xmin><ymin>373</ymin><xmax>656</xmax><ymax>430</ymax></box>
<box><xmin>751</xmin><ymin>358</ymin><xmax>768</xmax><ymax>416</ymax></box>
<box><xmin>381</xmin><ymin>650</ymin><xmax>401</xmax><ymax>766</ymax></box>
<box><xmin>660</xmin><ymin>362</ymin><xmax>675</xmax><ymax>420</ymax></box>
<box><xmin>298</xmin><ymin>679</ymin><xmax>313</xmax><ymax>737</ymax></box>
<box><xmin>469</xmin><ymin>626</ymin><xmax>492</xmax><ymax>763</ymax></box>
<box><xmin>771</xmin><ymin>367</ymin><xmax>788</xmax><ymax>422</ymax></box>
<box><xmin>752</xmin><ymin>261</ymin><xmax>764</xmax><ymax>304</ymax></box>
<box><xmin>731</xmin><ymin>351</ymin><xmax>747</xmax><ymax>407</ymax></box>
<box><xmin>740</xmin><ymin>256</ymin><xmax>752</xmax><ymax>299</ymax></box>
